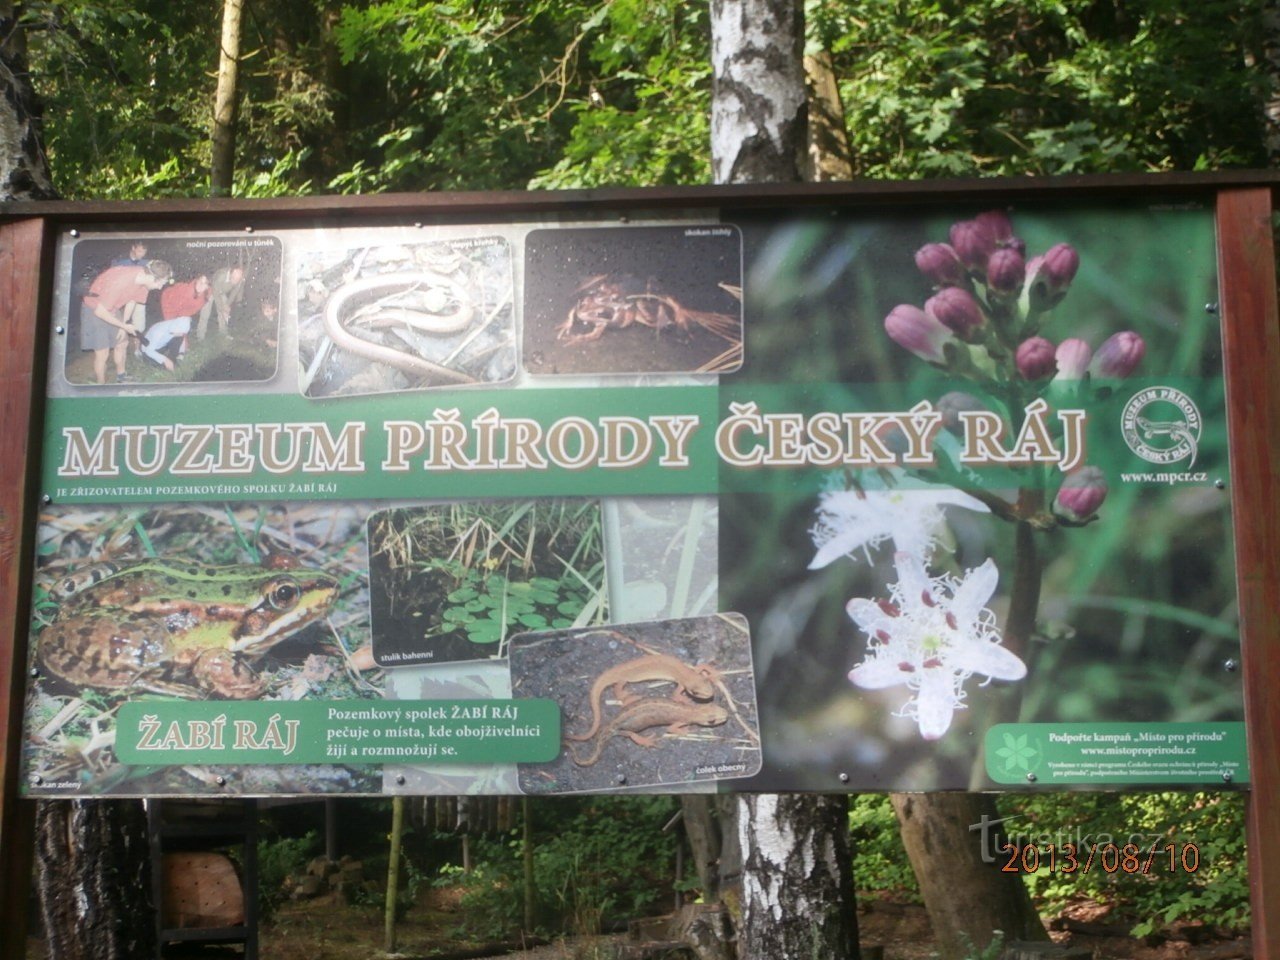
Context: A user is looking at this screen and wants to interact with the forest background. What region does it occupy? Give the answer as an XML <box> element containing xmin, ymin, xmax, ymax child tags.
<box><xmin>2</xmin><ymin>0</ymin><xmax>1273</xmax><ymax>953</ymax></box>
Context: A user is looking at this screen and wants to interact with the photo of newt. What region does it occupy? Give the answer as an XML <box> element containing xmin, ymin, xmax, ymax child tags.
<box><xmin>62</xmin><ymin>235</ymin><xmax>283</xmax><ymax>386</ymax></box>
<box><xmin>296</xmin><ymin>236</ymin><xmax>515</xmax><ymax>398</ymax></box>
<box><xmin>510</xmin><ymin>614</ymin><xmax>761</xmax><ymax>794</ymax></box>
<box><xmin>366</xmin><ymin>499</ymin><xmax>608</xmax><ymax>667</ymax></box>
<box><xmin>23</xmin><ymin>502</ymin><xmax>381</xmax><ymax>797</ymax></box>
<box><xmin>522</xmin><ymin>225</ymin><xmax>743</xmax><ymax>376</ymax></box>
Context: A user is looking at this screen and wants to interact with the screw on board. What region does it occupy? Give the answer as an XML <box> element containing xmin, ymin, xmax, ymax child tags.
<box><xmin>1224</xmin><ymin>659</ymin><xmax>1238</xmax><ymax>672</ymax></box>
<box><xmin>838</xmin><ymin>772</ymin><xmax>850</xmax><ymax>784</ymax></box>
<box><xmin>41</xmin><ymin>494</ymin><xmax>51</xmax><ymax>505</ymax></box>
<box><xmin>31</xmin><ymin>775</ymin><xmax>42</xmax><ymax>786</ymax></box>
<box><xmin>244</xmin><ymin>225</ymin><xmax>254</xmax><ymax>234</ymax></box>
<box><xmin>1223</xmin><ymin>772</ymin><xmax>1233</xmax><ymax>783</ymax></box>
<box><xmin>396</xmin><ymin>775</ymin><xmax>406</xmax><ymax>786</ymax></box>
<box><xmin>615</xmin><ymin>774</ymin><xmax>627</xmax><ymax>785</ymax></box>
<box><xmin>215</xmin><ymin>775</ymin><xmax>226</xmax><ymax>786</ymax></box>
<box><xmin>1205</xmin><ymin>302</ymin><xmax>1219</xmax><ymax>313</ymax></box>
<box><xmin>29</xmin><ymin>668</ymin><xmax>38</xmax><ymax>679</ymax></box>
<box><xmin>1026</xmin><ymin>772</ymin><xmax>1037</xmax><ymax>783</ymax></box>
<box><xmin>1215</xmin><ymin>478</ymin><xmax>1226</xmax><ymax>490</ymax></box>
<box><xmin>55</xmin><ymin>326</ymin><xmax>65</xmax><ymax>335</ymax></box>
<box><xmin>414</xmin><ymin>222</ymin><xmax>424</xmax><ymax>229</ymax></box>
<box><xmin>69</xmin><ymin>229</ymin><xmax>80</xmax><ymax>238</ymax></box>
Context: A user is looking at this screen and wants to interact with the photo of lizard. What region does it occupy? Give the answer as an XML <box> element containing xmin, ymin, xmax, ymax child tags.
<box><xmin>509</xmin><ymin>615</ymin><xmax>761</xmax><ymax>794</ymax></box>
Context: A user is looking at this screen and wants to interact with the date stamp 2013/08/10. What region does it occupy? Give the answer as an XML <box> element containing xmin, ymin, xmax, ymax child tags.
<box><xmin>1000</xmin><ymin>841</ymin><xmax>1201</xmax><ymax>875</ymax></box>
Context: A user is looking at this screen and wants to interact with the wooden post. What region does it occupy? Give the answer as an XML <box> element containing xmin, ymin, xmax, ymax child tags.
<box><xmin>1216</xmin><ymin>187</ymin><xmax>1280</xmax><ymax>960</ymax></box>
<box><xmin>0</xmin><ymin>216</ymin><xmax>50</xmax><ymax>960</ymax></box>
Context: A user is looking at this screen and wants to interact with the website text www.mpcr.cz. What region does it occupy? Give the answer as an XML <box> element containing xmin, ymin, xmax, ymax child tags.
<box><xmin>1119</xmin><ymin>470</ymin><xmax>1208</xmax><ymax>485</ymax></box>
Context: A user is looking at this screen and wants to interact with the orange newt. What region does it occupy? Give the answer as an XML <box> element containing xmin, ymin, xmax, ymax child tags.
<box><xmin>569</xmin><ymin>697</ymin><xmax>729</xmax><ymax>767</ymax></box>
<box><xmin>564</xmin><ymin>652</ymin><xmax>717</xmax><ymax>743</ymax></box>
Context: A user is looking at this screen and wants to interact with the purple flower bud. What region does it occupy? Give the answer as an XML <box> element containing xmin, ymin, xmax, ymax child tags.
<box><xmin>925</xmin><ymin>287</ymin><xmax>985</xmax><ymax>341</ymax></box>
<box><xmin>1015</xmin><ymin>337</ymin><xmax>1056</xmax><ymax>380</ymax></box>
<box><xmin>987</xmin><ymin>248</ymin><xmax>1026</xmax><ymax>297</ymax></box>
<box><xmin>1054</xmin><ymin>338</ymin><xmax>1092</xmax><ymax>381</ymax></box>
<box><xmin>949</xmin><ymin>219</ymin><xmax>996</xmax><ymax>272</ymax></box>
<box><xmin>937</xmin><ymin>391</ymin><xmax>986</xmax><ymax>434</ymax></box>
<box><xmin>1089</xmin><ymin>331</ymin><xmax>1145</xmax><ymax>379</ymax></box>
<box><xmin>1026</xmin><ymin>243</ymin><xmax>1080</xmax><ymax>311</ymax></box>
<box><xmin>974</xmin><ymin>211</ymin><xmax>1019</xmax><ymax>249</ymax></box>
<box><xmin>884</xmin><ymin>304</ymin><xmax>955</xmax><ymax>364</ymax></box>
<box><xmin>1054</xmin><ymin>466</ymin><xmax>1108</xmax><ymax>522</ymax></box>
<box><xmin>915</xmin><ymin>243</ymin><xmax>966</xmax><ymax>287</ymax></box>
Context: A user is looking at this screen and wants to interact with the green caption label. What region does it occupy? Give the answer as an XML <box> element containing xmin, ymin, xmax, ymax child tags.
<box><xmin>985</xmin><ymin>722</ymin><xmax>1249</xmax><ymax>785</ymax></box>
<box><xmin>117</xmin><ymin>699</ymin><xmax>561</xmax><ymax>766</ymax></box>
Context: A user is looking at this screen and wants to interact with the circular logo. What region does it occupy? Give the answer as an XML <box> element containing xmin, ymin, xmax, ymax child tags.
<box><xmin>1120</xmin><ymin>387</ymin><xmax>1202</xmax><ymax>467</ymax></box>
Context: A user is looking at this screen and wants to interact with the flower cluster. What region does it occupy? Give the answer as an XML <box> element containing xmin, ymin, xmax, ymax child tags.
<box><xmin>815</xmin><ymin>211</ymin><xmax>1143</xmax><ymax>739</ymax></box>
<box><xmin>887</xmin><ymin>211</ymin><xmax>1146</xmax><ymax>395</ymax></box>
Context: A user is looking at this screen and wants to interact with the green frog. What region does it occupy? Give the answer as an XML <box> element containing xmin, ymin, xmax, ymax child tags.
<box><xmin>37</xmin><ymin>554</ymin><xmax>340</xmax><ymax>699</ymax></box>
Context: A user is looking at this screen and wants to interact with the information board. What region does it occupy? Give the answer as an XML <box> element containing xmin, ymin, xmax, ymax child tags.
<box><xmin>19</xmin><ymin>202</ymin><xmax>1246</xmax><ymax>797</ymax></box>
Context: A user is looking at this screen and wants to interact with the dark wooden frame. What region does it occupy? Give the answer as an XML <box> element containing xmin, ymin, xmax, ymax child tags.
<box><xmin>2</xmin><ymin>172</ymin><xmax>1278</xmax><ymax>959</ymax></box>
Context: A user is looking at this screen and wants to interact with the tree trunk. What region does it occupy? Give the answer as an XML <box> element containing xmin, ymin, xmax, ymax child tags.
<box><xmin>803</xmin><ymin>45</ymin><xmax>853</xmax><ymax>181</ymax></box>
<box><xmin>211</xmin><ymin>0</ymin><xmax>245</xmax><ymax>196</ymax></box>
<box><xmin>2</xmin><ymin>14</ymin><xmax>157</xmax><ymax>958</ymax></box>
<box><xmin>738</xmin><ymin>794</ymin><xmax>859</xmax><ymax>959</ymax></box>
<box><xmin>711</xmin><ymin>5</ymin><xmax>857</xmax><ymax>959</ymax></box>
<box><xmin>384</xmin><ymin>796</ymin><xmax>404</xmax><ymax>954</ymax></box>
<box><xmin>37</xmin><ymin>801</ymin><xmax>155</xmax><ymax>960</ymax></box>
<box><xmin>710</xmin><ymin>0</ymin><xmax>807</xmax><ymax>184</ymax></box>
<box><xmin>892</xmin><ymin>794</ymin><xmax>1048</xmax><ymax>960</ymax></box>
<box><xmin>1263</xmin><ymin>0</ymin><xmax>1280</xmax><ymax>164</ymax></box>
<box><xmin>0</xmin><ymin>0</ymin><xmax>56</xmax><ymax>199</ymax></box>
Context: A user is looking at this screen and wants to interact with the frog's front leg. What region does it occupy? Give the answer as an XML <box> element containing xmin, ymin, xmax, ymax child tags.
<box><xmin>191</xmin><ymin>648</ymin><xmax>266</xmax><ymax>699</ymax></box>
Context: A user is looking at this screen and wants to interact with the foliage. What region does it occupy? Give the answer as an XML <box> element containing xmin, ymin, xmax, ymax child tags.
<box><xmin>848</xmin><ymin>792</ymin><xmax>1250</xmax><ymax>933</ymax></box>
<box><xmin>999</xmin><ymin>792</ymin><xmax>1250</xmax><ymax>935</ymax></box>
<box><xmin>817</xmin><ymin>0</ymin><xmax>1268</xmax><ymax>177</ymax></box>
<box><xmin>257</xmin><ymin>829</ymin><xmax>320</xmax><ymax>922</ymax></box>
<box><xmin>22</xmin><ymin>0</ymin><xmax>1271</xmax><ymax>199</ymax></box>
<box><xmin>436</xmin><ymin>796</ymin><xmax>679</xmax><ymax>939</ymax></box>
<box><xmin>848</xmin><ymin>795</ymin><xmax>920</xmax><ymax>900</ymax></box>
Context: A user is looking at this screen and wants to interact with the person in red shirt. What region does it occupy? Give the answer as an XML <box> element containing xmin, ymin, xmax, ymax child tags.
<box><xmin>79</xmin><ymin>259</ymin><xmax>172</xmax><ymax>384</ymax></box>
<box><xmin>140</xmin><ymin>274</ymin><xmax>211</xmax><ymax>371</ymax></box>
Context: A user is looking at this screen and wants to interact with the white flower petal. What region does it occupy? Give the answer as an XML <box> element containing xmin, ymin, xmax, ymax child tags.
<box><xmin>949</xmin><ymin>558</ymin><xmax>999</xmax><ymax>624</ymax></box>
<box><xmin>916</xmin><ymin>668</ymin><xmax>958</xmax><ymax>740</ymax></box>
<box><xmin>845</xmin><ymin>598</ymin><xmax>890</xmax><ymax>632</ymax></box>
<box><xmin>849</xmin><ymin>659</ymin><xmax>909</xmax><ymax>690</ymax></box>
<box><xmin>959</xmin><ymin>642</ymin><xmax>1027</xmax><ymax>681</ymax></box>
<box><xmin>920</xmin><ymin>487</ymin><xmax>991</xmax><ymax>514</ymax></box>
<box><xmin>810</xmin><ymin>522</ymin><xmax>883</xmax><ymax>569</ymax></box>
<box><xmin>892</xmin><ymin>551</ymin><xmax>931</xmax><ymax>604</ymax></box>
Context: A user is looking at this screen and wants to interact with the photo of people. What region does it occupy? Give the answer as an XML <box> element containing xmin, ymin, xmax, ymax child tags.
<box><xmin>63</xmin><ymin>236</ymin><xmax>283</xmax><ymax>385</ymax></box>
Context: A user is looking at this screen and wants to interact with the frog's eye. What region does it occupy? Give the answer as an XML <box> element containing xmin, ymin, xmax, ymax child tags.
<box><xmin>267</xmin><ymin>578</ymin><xmax>301</xmax><ymax>611</ymax></box>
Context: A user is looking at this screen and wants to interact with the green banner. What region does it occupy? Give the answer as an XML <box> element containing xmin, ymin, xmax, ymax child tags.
<box><xmin>116</xmin><ymin>699</ymin><xmax>562</xmax><ymax>766</ymax></box>
<box><xmin>43</xmin><ymin>386</ymin><xmax>721</xmax><ymax>503</ymax></box>
<box><xmin>985</xmin><ymin>722</ymin><xmax>1249</xmax><ymax>785</ymax></box>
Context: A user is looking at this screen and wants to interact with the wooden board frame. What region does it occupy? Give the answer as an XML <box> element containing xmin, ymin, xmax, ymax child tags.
<box><xmin>2</xmin><ymin>172</ymin><xmax>1278</xmax><ymax>958</ymax></box>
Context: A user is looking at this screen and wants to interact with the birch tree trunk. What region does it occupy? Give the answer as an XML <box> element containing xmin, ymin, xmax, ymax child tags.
<box><xmin>738</xmin><ymin>794</ymin><xmax>858</xmax><ymax>959</ymax></box>
<box><xmin>211</xmin><ymin>0</ymin><xmax>245</xmax><ymax>195</ymax></box>
<box><xmin>711</xmin><ymin>4</ymin><xmax>857</xmax><ymax>958</ymax></box>
<box><xmin>0</xmin><ymin>0</ymin><xmax>55</xmax><ymax>199</ymax></box>
<box><xmin>710</xmin><ymin>0</ymin><xmax>808</xmax><ymax>184</ymax></box>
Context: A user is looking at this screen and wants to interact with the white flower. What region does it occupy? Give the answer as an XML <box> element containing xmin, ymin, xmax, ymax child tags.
<box><xmin>845</xmin><ymin>552</ymin><xmax>1026</xmax><ymax>740</ymax></box>
<box><xmin>808</xmin><ymin>482</ymin><xmax>989</xmax><ymax>570</ymax></box>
